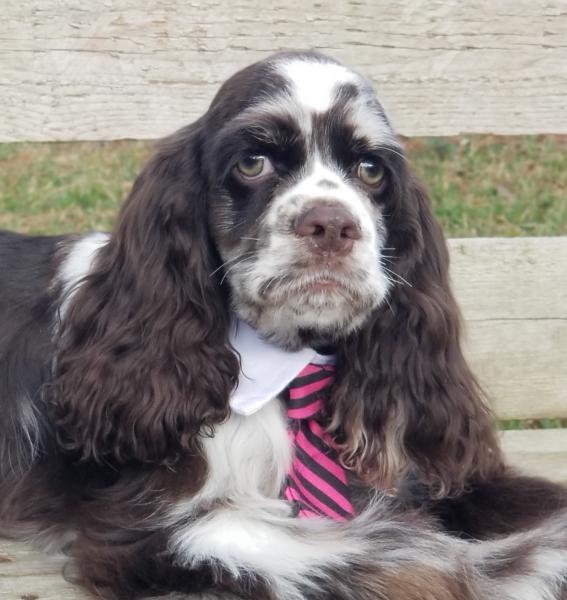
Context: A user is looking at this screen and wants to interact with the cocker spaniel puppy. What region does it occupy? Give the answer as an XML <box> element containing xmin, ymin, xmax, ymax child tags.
<box><xmin>1</xmin><ymin>51</ymin><xmax>567</xmax><ymax>600</ymax></box>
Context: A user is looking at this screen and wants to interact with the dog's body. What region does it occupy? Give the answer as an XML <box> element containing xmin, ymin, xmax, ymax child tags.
<box><xmin>2</xmin><ymin>51</ymin><xmax>567</xmax><ymax>599</ymax></box>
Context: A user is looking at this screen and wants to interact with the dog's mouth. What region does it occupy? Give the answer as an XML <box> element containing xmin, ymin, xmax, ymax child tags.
<box><xmin>290</xmin><ymin>276</ymin><xmax>350</xmax><ymax>294</ymax></box>
<box><xmin>300</xmin><ymin>278</ymin><xmax>342</xmax><ymax>292</ymax></box>
<box><xmin>258</xmin><ymin>269</ymin><xmax>361</xmax><ymax>302</ymax></box>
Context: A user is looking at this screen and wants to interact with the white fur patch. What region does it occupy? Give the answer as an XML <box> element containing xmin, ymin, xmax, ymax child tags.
<box><xmin>168</xmin><ymin>400</ymin><xmax>292</xmax><ymax>521</ymax></box>
<box><xmin>348</xmin><ymin>95</ymin><xmax>401</xmax><ymax>149</ymax></box>
<box><xmin>174</xmin><ymin>505</ymin><xmax>360</xmax><ymax>586</ymax></box>
<box><xmin>57</xmin><ymin>232</ymin><xmax>109</xmax><ymax>316</ymax></box>
<box><xmin>279</xmin><ymin>59</ymin><xmax>358</xmax><ymax>113</ymax></box>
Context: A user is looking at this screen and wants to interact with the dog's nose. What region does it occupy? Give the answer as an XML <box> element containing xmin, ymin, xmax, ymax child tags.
<box><xmin>294</xmin><ymin>205</ymin><xmax>361</xmax><ymax>255</ymax></box>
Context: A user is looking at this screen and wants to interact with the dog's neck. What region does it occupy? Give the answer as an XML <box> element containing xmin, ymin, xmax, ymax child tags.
<box><xmin>228</xmin><ymin>319</ymin><xmax>335</xmax><ymax>416</ymax></box>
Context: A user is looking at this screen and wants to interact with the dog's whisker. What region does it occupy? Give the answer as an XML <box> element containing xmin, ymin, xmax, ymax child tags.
<box><xmin>260</xmin><ymin>272</ymin><xmax>291</xmax><ymax>296</ymax></box>
<box><xmin>219</xmin><ymin>255</ymin><xmax>255</xmax><ymax>285</ymax></box>
<box><xmin>209</xmin><ymin>252</ymin><xmax>255</xmax><ymax>278</ymax></box>
<box><xmin>381</xmin><ymin>265</ymin><xmax>412</xmax><ymax>288</ymax></box>
<box><xmin>380</xmin><ymin>256</ymin><xmax>399</xmax><ymax>266</ymax></box>
<box><xmin>383</xmin><ymin>294</ymin><xmax>395</xmax><ymax>316</ymax></box>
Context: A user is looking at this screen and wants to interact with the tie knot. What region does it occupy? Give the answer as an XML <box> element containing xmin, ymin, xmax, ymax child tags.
<box><xmin>287</xmin><ymin>363</ymin><xmax>335</xmax><ymax>420</ymax></box>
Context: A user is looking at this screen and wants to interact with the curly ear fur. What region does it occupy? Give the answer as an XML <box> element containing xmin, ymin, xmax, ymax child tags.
<box><xmin>330</xmin><ymin>164</ymin><xmax>504</xmax><ymax>497</ymax></box>
<box><xmin>50</xmin><ymin>123</ymin><xmax>239</xmax><ymax>465</ymax></box>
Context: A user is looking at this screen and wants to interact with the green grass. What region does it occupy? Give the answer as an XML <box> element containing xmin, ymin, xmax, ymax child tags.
<box><xmin>406</xmin><ymin>136</ymin><xmax>567</xmax><ymax>237</ymax></box>
<box><xmin>1</xmin><ymin>135</ymin><xmax>566</xmax><ymax>236</ymax></box>
<box><xmin>0</xmin><ymin>141</ymin><xmax>151</xmax><ymax>234</ymax></box>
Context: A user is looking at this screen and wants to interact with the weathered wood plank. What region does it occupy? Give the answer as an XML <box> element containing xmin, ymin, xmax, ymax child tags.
<box><xmin>2</xmin><ymin>0</ymin><xmax>567</xmax><ymax>141</ymax></box>
<box><xmin>501</xmin><ymin>428</ymin><xmax>567</xmax><ymax>484</ymax></box>
<box><xmin>450</xmin><ymin>238</ymin><xmax>567</xmax><ymax>322</ymax></box>
<box><xmin>0</xmin><ymin>540</ymin><xmax>89</xmax><ymax>599</ymax></box>
<box><xmin>465</xmin><ymin>319</ymin><xmax>567</xmax><ymax>420</ymax></box>
<box><xmin>449</xmin><ymin>237</ymin><xmax>567</xmax><ymax>421</ymax></box>
<box><xmin>0</xmin><ymin>576</ymin><xmax>87</xmax><ymax>600</ymax></box>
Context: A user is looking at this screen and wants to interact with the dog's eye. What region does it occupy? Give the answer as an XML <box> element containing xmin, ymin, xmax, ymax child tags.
<box><xmin>235</xmin><ymin>155</ymin><xmax>273</xmax><ymax>179</ymax></box>
<box><xmin>357</xmin><ymin>159</ymin><xmax>384</xmax><ymax>186</ymax></box>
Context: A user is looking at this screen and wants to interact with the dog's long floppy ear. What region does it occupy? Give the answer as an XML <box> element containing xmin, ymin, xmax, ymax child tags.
<box><xmin>331</xmin><ymin>164</ymin><xmax>503</xmax><ymax>497</ymax></box>
<box><xmin>50</xmin><ymin>123</ymin><xmax>240</xmax><ymax>465</ymax></box>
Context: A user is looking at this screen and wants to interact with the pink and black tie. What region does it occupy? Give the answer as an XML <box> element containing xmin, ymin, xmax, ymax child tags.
<box><xmin>283</xmin><ymin>362</ymin><xmax>355</xmax><ymax>522</ymax></box>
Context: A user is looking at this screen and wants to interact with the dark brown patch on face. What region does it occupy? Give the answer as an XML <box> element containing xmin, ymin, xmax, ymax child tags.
<box><xmin>206</xmin><ymin>111</ymin><xmax>307</xmax><ymax>262</ymax></box>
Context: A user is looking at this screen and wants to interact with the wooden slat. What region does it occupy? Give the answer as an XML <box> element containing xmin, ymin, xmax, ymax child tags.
<box><xmin>449</xmin><ymin>237</ymin><xmax>567</xmax><ymax>421</ymax></box>
<box><xmin>465</xmin><ymin>320</ymin><xmax>567</xmax><ymax>421</ymax></box>
<box><xmin>0</xmin><ymin>540</ymin><xmax>89</xmax><ymax>599</ymax></box>
<box><xmin>449</xmin><ymin>238</ymin><xmax>567</xmax><ymax>321</ymax></box>
<box><xmin>0</xmin><ymin>575</ymin><xmax>86</xmax><ymax>600</ymax></box>
<box><xmin>2</xmin><ymin>0</ymin><xmax>567</xmax><ymax>141</ymax></box>
<box><xmin>501</xmin><ymin>429</ymin><xmax>567</xmax><ymax>485</ymax></box>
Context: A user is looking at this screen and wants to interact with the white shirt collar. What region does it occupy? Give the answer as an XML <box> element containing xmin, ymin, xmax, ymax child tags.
<box><xmin>228</xmin><ymin>320</ymin><xmax>334</xmax><ymax>416</ymax></box>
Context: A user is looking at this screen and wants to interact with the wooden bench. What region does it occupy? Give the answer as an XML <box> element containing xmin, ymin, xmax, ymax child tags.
<box><xmin>1</xmin><ymin>1</ymin><xmax>566</xmax><ymax>598</ymax></box>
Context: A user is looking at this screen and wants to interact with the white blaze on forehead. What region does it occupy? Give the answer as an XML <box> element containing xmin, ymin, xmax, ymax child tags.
<box><xmin>348</xmin><ymin>95</ymin><xmax>400</xmax><ymax>149</ymax></box>
<box><xmin>279</xmin><ymin>59</ymin><xmax>359</xmax><ymax>113</ymax></box>
<box><xmin>288</xmin><ymin>160</ymin><xmax>347</xmax><ymax>201</ymax></box>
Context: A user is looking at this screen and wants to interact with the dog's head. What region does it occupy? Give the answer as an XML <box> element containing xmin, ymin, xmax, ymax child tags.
<box><xmin>202</xmin><ymin>52</ymin><xmax>395</xmax><ymax>348</ymax></box>
<box><xmin>52</xmin><ymin>51</ymin><xmax>502</xmax><ymax>494</ymax></box>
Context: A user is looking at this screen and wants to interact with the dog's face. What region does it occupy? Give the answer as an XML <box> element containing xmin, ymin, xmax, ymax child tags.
<box><xmin>200</xmin><ymin>52</ymin><xmax>400</xmax><ymax>348</ymax></box>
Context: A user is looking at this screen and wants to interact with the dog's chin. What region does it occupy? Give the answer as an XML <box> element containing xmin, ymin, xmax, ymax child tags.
<box><xmin>233</xmin><ymin>287</ymin><xmax>379</xmax><ymax>351</ymax></box>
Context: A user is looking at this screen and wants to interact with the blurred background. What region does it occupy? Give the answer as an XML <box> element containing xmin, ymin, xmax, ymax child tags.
<box><xmin>1</xmin><ymin>1</ymin><xmax>565</xmax><ymax>238</ymax></box>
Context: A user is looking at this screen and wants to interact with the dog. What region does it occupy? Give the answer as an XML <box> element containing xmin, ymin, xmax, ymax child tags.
<box><xmin>2</xmin><ymin>50</ymin><xmax>567</xmax><ymax>600</ymax></box>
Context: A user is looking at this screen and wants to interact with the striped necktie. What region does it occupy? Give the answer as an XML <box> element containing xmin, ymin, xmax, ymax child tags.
<box><xmin>283</xmin><ymin>362</ymin><xmax>355</xmax><ymax>522</ymax></box>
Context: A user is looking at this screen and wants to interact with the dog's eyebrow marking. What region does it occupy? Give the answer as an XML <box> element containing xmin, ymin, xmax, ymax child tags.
<box><xmin>279</xmin><ymin>59</ymin><xmax>358</xmax><ymax>113</ymax></box>
<box><xmin>240</xmin><ymin>125</ymin><xmax>281</xmax><ymax>145</ymax></box>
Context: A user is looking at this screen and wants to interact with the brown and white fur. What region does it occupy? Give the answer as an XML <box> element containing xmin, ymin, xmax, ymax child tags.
<box><xmin>1</xmin><ymin>51</ymin><xmax>567</xmax><ymax>600</ymax></box>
